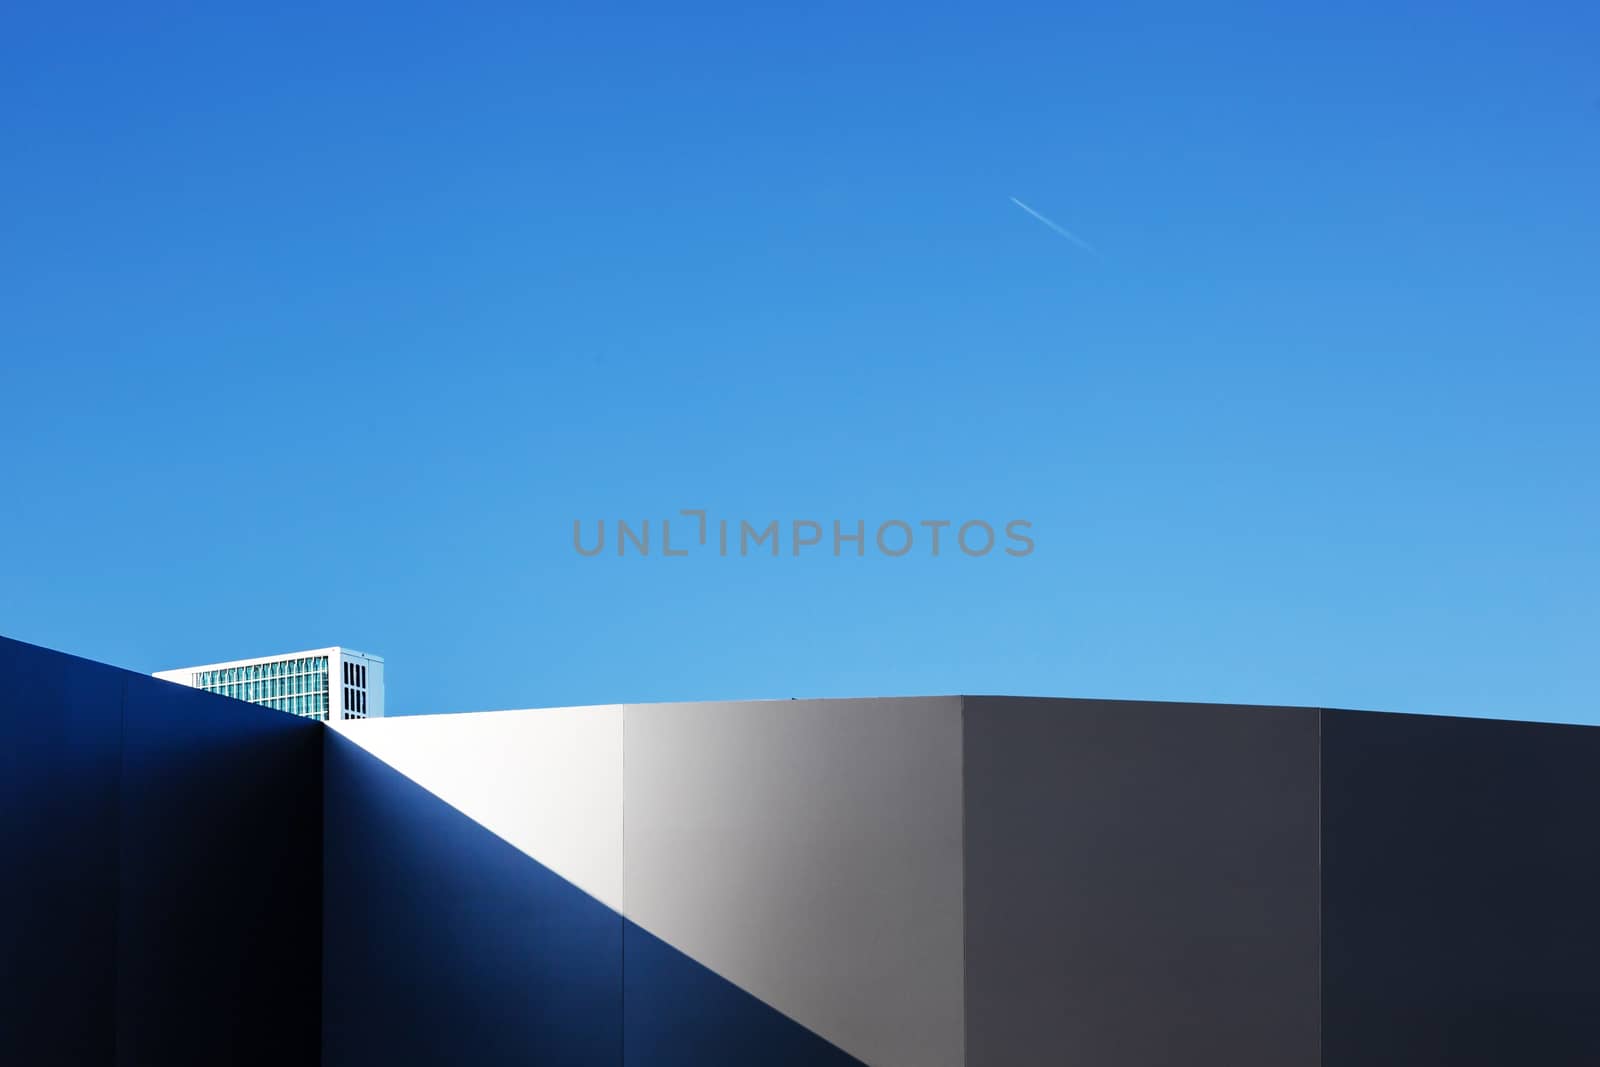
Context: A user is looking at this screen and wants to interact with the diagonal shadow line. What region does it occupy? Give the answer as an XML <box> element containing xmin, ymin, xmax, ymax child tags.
<box><xmin>322</xmin><ymin>730</ymin><xmax>866</xmax><ymax>1067</ymax></box>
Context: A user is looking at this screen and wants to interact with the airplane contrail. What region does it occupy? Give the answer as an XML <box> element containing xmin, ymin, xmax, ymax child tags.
<box><xmin>1009</xmin><ymin>196</ymin><xmax>1097</xmax><ymax>254</ymax></box>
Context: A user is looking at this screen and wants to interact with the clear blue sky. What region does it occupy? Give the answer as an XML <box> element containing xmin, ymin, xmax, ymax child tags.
<box><xmin>3</xmin><ymin>3</ymin><xmax>1596</xmax><ymax>722</ymax></box>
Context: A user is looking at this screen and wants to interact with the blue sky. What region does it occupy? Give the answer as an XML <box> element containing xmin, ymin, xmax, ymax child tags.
<box><xmin>3</xmin><ymin>3</ymin><xmax>1596</xmax><ymax>722</ymax></box>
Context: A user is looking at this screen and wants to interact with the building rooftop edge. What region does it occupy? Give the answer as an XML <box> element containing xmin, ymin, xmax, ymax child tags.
<box><xmin>346</xmin><ymin>694</ymin><xmax>1600</xmax><ymax>731</ymax></box>
<box><xmin>153</xmin><ymin>646</ymin><xmax>386</xmax><ymax>674</ymax></box>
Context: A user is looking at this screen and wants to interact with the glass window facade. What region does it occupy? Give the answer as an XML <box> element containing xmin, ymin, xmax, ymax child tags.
<box><xmin>193</xmin><ymin>656</ymin><xmax>332</xmax><ymax>721</ymax></box>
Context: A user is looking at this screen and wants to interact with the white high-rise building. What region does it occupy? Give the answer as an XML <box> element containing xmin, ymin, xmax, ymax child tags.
<box><xmin>154</xmin><ymin>646</ymin><xmax>385</xmax><ymax>721</ymax></box>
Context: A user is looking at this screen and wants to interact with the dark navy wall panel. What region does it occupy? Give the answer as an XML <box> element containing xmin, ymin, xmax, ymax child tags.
<box><xmin>0</xmin><ymin>636</ymin><xmax>322</xmax><ymax>1067</ymax></box>
<box><xmin>115</xmin><ymin>673</ymin><xmax>323</xmax><ymax>1066</ymax></box>
<box><xmin>622</xmin><ymin>921</ymin><xmax>867</xmax><ymax>1067</ymax></box>
<box><xmin>322</xmin><ymin>731</ymin><xmax>623</xmax><ymax>1066</ymax></box>
<box><xmin>0</xmin><ymin>637</ymin><xmax>123</xmax><ymax>1066</ymax></box>
<box><xmin>1323</xmin><ymin>709</ymin><xmax>1600</xmax><ymax>1066</ymax></box>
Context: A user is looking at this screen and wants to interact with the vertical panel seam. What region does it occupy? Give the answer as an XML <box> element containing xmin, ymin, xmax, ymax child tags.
<box><xmin>620</xmin><ymin>705</ymin><xmax>627</xmax><ymax>1067</ymax></box>
<box><xmin>1316</xmin><ymin>707</ymin><xmax>1324</xmax><ymax>1067</ymax></box>
<box><xmin>317</xmin><ymin>722</ymin><xmax>328</xmax><ymax>1065</ymax></box>
<box><xmin>959</xmin><ymin>695</ymin><xmax>968</xmax><ymax>1067</ymax></box>
<box><xmin>112</xmin><ymin>674</ymin><xmax>128</xmax><ymax>1066</ymax></box>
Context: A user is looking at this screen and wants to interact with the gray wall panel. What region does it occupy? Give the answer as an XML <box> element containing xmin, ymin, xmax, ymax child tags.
<box><xmin>963</xmin><ymin>697</ymin><xmax>1320</xmax><ymax>1067</ymax></box>
<box><xmin>624</xmin><ymin>697</ymin><xmax>965</xmax><ymax>1067</ymax></box>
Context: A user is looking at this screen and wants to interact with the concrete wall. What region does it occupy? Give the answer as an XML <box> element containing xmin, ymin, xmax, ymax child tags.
<box><xmin>962</xmin><ymin>697</ymin><xmax>1322</xmax><ymax>1067</ymax></box>
<box><xmin>1322</xmin><ymin>709</ymin><xmax>1600</xmax><ymax>1066</ymax></box>
<box><xmin>325</xmin><ymin>704</ymin><xmax>624</xmax><ymax>908</ymax></box>
<box><xmin>11</xmin><ymin>631</ymin><xmax>1600</xmax><ymax>1067</ymax></box>
<box><xmin>321</xmin><ymin>730</ymin><xmax>622</xmax><ymax>1067</ymax></box>
<box><xmin>328</xmin><ymin>696</ymin><xmax>963</xmax><ymax>1067</ymax></box>
<box><xmin>1</xmin><ymin>638</ymin><xmax>122</xmax><ymax>1065</ymax></box>
<box><xmin>0</xmin><ymin>635</ymin><xmax>323</xmax><ymax>1067</ymax></box>
<box><xmin>623</xmin><ymin>698</ymin><xmax>965</xmax><ymax>1067</ymax></box>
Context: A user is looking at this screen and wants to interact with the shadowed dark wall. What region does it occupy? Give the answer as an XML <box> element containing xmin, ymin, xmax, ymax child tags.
<box><xmin>320</xmin><ymin>731</ymin><xmax>623</xmax><ymax>1066</ymax></box>
<box><xmin>1322</xmin><ymin>709</ymin><xmax>1600</xmax><ymax>1066</ymax></box>
<box><xmin>962</xmin><ymin>697</ymin><xmax>1322</xmax><ymax>1067</ymax></box>
<box><xmin>0</xmin><ymin>636</ymin><xmax>322</xmax><ymax>1067</ymax></box>
<box><xmin>0</xmin><ymin>639</ymin><xmax>122</xmax><ymax>1066</ymax></box>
